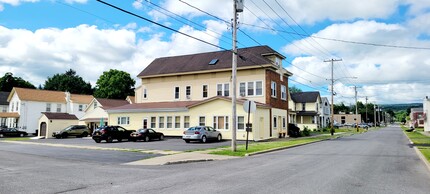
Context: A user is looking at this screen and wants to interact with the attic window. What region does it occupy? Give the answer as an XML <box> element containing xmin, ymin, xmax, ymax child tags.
<box><xmin>209</xmin><ymin>59</ymin><xmax>219</xmax><ymax>65</ymax></box>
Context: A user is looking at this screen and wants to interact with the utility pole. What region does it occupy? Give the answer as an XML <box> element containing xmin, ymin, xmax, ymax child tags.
<box><xmin>354</xmin><ymin>86</ymin><xmax>359</xmax><ymax>132</ymax></box>
<box><xmin>324</xmin><ymin>58</ymin><xmax>342</xmax><ymax>136</ymax></box>
<box><xmin>365</xmin><ymin>96</ymin><xmax>368</xmax><ymax>124</ymax></box>
<box><xmin>374</xmin><ymin>104</ymin><xmax>377</xmax><ymax>126</ymax></box>
<box><xmin>231</xmin><ymin>0</ymin><xmax>243</xmax><ymax>152</ymax></box>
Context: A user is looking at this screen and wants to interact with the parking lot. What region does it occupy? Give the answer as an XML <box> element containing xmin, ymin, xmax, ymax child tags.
<box><xmin>24</xmin><ymin>136</ymin><xmax>239</xmax><ymax>152</ymax></box>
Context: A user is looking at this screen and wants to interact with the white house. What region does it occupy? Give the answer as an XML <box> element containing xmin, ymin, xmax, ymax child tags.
<box><xmin>320</xmin><ymin>97</ymin><xmax>331</xmax><ymax>128</ymax></box>
<box><xmin>423</xmin><ymin>97</ymin><xmax>430</xmax><ymax>132</ymax></box>
<box><xmin>0</xmin><ymin>92</ymin><xmax>10</xmax><ymax>127</ymax></box>
<box><xmin>2</xmin><ymin>87</ymin><xmax>92</xmax><ymax>135</ymax></box>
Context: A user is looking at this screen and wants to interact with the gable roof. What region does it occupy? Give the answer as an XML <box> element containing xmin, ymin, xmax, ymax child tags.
<box><xmin>290</xmin><ymin>92</ymin><xmax>321</xmax><ymax>103</ymax></box>
<box><xmin>138</xmin><ymin>46</ymin><xmax>287</xmax><ymax>78</ymax></box>
<box><xmin>0</xmin><ymin>92</ymin><xmax>10</xmax><ymax>105</ymax></box>
<box><xmin>96</xmin><ymin>98</ymin><xmax>130</xmax><ymax>109</ymax></box>
<box><xmin>41</xmin><ymin>112</ymin><xmax>78</xmax><ymax>120</ymax></box>
<box><xmin>8</xmin><ymin>87</ymin><xmax>93</xmax><ymax>104</ymax></box>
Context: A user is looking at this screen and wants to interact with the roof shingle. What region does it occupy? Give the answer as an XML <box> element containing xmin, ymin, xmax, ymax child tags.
<box><xmin>41</xmin><ymin>112</ymin><xmax>78</xmax><ymax>120</ymax></box>
<box><xmin>290</xmin><ymin>92</ymin><xmax>320</xmax><ymax>103</ymax></box>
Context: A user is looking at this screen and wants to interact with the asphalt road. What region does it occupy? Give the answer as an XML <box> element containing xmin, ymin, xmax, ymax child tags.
<box><xmin>1</xmin><ymin>125</ymin><xmax>430</xmax><ymax>194</ymax></box>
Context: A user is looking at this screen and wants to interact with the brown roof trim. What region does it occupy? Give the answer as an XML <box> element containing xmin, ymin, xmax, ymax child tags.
<box><xmin>0</xmin><ymin>112</ymin><xmax>20</xmax><ymax>118</ymax></box>
<box><xmin>41</xmin><ymin>112</ymin><xmax>78</xmax><ymax>120</ymax></box>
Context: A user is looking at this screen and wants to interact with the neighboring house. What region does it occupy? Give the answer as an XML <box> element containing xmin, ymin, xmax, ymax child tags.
<box><xmin>38</xmin><ymin>112</ymin><xmax>79</xmax><ymax>138</ymax></box>
<box><xmin>79</xmin><ymin>98</ymin><xmax>130</xmax><ymax>132</ymax></box>
<box><xmin>0</xmin><ymin>92</ymin><xmax>10</xmax><ymax>127</ymax></box>
<box><xmin>410</xmin><ymin>107</ymin><xmax>424</xmax><ymax>128</ymax></box>
<box><xmin>290</xmin><ymin>91</ymin><xmax>321</xmax><ymax>131</ymax></box>
<box><xmin>126</xmin><ymin>96</ymin><xmax>135</xmax><ymax>104</ymax></box>
<box><xmin>3</xmin><ymin>87</ymin><xmax>93</xmax><ymax>135</ymax></box>
<box><xmin>107</xmin><ymin>46</ymin><xmax>293</xmax><ymax>140</ymax></box>
<box><xmin>333</xmin><ymin>113</ymin><xmax>361</xmax><ymax>125</ymax></box>
<box><xmin>320</xmin><ymin>97</ymin><xmax>331</xmax><ymax>128</ymax></box>
<box><xmin>424</xmin><ymin>97</ymin><xmax>430</xmax><ymax>132</ymax></box>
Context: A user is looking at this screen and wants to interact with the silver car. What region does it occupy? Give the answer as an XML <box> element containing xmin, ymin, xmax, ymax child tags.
<box><xmin>182</xmin><ymin>126</ymin><xmax>222</xmax><ymax>143</ymax></box>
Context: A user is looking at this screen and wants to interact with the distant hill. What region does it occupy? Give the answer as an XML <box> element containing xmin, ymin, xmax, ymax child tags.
<box><xmin>379</xmin><ymin>103</ymin><xmax>422</xmax><ymax>112</ymax></box>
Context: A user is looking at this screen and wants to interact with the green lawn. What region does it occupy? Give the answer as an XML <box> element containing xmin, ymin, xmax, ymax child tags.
<box><xmin>209</xmin><ymin>135</ymin><xmax>341</xmax><ymax>157</ymax></box>
<box><xmin>401</xmin><ymin>125</ymin><xmax>430</xmax><ymax>163</ymax></box>
<box><xmin>0</xmin><ymin>137</ymin><xmax>31</xmax><ymax>141</ymax></box>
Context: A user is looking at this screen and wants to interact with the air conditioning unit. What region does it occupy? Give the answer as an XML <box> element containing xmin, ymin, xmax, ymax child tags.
<box><xmin>186</xmin><ymin>95</ymin><xmax>191</xmax><ymax>99</ymax></box>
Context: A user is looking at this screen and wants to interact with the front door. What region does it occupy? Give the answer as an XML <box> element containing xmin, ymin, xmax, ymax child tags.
<box><xmin>143</xmin><ymin>118</ymin><xmax>148</xmax><ymax>129</ymax></box>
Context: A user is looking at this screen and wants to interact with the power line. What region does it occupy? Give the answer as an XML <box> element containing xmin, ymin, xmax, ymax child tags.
<box><xmin>96</xmin><ymin>0</ymin><xmax>229</xmax><ymax>51</ymax></box>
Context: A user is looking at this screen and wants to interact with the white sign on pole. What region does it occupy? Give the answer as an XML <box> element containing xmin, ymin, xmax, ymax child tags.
<box><xmin>243</xmin><ymin>100</ymin><xmax>256</xmax><ymax>113</ymax></box>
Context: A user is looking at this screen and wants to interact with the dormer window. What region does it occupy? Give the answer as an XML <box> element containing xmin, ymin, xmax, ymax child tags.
<box><xmin>275</xmin><ymin>57</ymin><xmax>280</xmax><ymax>67</ymax></box>
<box><xmin>209</xmin><ymin>59</ymin><xmax>218</xmax><ymax>65</ymax></box>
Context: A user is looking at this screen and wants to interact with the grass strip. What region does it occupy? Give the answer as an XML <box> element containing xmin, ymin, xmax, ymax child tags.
<box><xmin>0</xmin><ymin>137</ymin><xmax>31</xmax><ymax>141</ymax></box>
<box><xmin>401</xmin><ymin>125</ymin><xmax>430</xmax><ymax>163</ymax></box>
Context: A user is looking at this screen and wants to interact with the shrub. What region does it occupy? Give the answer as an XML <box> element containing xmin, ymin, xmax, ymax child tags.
<box><xmin>303</xmin><ymin>126</ymin><xmax>311</xmax><ymax>136</ymax></box>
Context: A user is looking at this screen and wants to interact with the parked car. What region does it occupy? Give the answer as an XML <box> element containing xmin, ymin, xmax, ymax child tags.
<box><xmin>130</xmin><ymin>128</ymin><xmax>164</xmax><ymax>142</ymax></box>
<box><xmin>0</xmin><ymin>128</ymin><xmax>28</xmax><ymax>138</ymax></box>
<box><xmin>358</xmin><ymin>123</ymin><xmax>369</xmax><ymax>128</ymax></box>
<box><xmin>333</xmin><ymin>122</ymin><xmax>343</xmax><ymax>129</ymax></box>
<box><xmin>52</xmin><ymin>125</ymin><xmax>90</xmax><ymax>139</ymax></box>
<box><xmin>182</xmin><ymin>126</ymin><xmax>222</xmax><ymax>143</ymax></box>
<box><xmin>92</xmin><ymin>126</ymin><xmax>135</xmax><ymax>143</ymax></box>
<box><xmin>287</xmin><ymin>123</ymin><xmax>300</xmax><ymax>138</ymax></box>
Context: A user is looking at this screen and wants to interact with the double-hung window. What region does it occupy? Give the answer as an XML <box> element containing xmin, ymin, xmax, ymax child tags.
<box><xmin>159</xmin><ymin>116</ymin><xmax>165</xmax><ymax>128</ymax></box>
<box><xmin>237</xmin><ymin>116</ymin><xmax>245</xmax><ymax>130</ymax></box>
<box><xmin>167</xmin><ymin>116</ymin><xmax>173</xmax><ymax>128</ymax></box>
<box><xmin>117</xmin><ymin>117</ymin><xmax>130</xmax><ymax>125</ymax></box>
<box><xmin>186</xmin><ymin>86</ymin><xmax>191</xmax><ymax>99</ymax></box>
<box><xmin>202</xmin><ymin>85</ymin><xmax>208</xmax><ymax>98</ymax></box>
<box><xmin>174</xmin><ymin>87</ymin><xmax>180</xmax><ymax>100</ymax></box>
<box><xmin>184</xmin><ymin>116</ymin><xmax>190</xmax><ymax>128</ymax></box>
<box><xmin>199</xmin><ymin>116</ymin><xmax>206</xmax><ymax>126</ymax></box>
<box><xmin>281</xmin><ymin>85</ymin><xmax>287</xmax><ymax>100</ymax></box>
<box><xmin>271</xmin><ymin>81</ymin><xmax>277</xmax><ymax>98</ymax></box>
<box><xmin>56</xmin><ymin>104</ymin><xmax>61</xmax><ymax>112</ymax></box>
<box><xmin>46</xmin><ymin>103</ymin><xmax>51</xmax><ymax>112</ymax></box>
<box><xmin>175</xmin><ymin>116</ymin><xmax>181</xmax><ymax>128</ymax></box>
<box><xmin>150</xmin><ymin>117</ymin><xmax>156</xmax><ymax>128</ymax></box>
<box><xmin>239</xmin><ymin>83</ymin><xmax>246</xmax><ymax>97</ymax></box>
<box><xmin>217</xmin><ymin>83</ymin><xmax>230</xmax><ymax>97</ymax></box>
<box><xmin>239</xmin><ymin>81</ymin><xmax>263</xmax><ymax>97</ymax></box>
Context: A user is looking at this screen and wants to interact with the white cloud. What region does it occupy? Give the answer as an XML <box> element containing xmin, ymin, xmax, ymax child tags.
<box><xmin>64</xmin><ymin>0</ymin><xmax>87</xmax><ymax>4</ymax></box>
<box><xmin>0</xmin><ymin>22</ymin><xmax>224</xmax><ymax>88</ymax></box>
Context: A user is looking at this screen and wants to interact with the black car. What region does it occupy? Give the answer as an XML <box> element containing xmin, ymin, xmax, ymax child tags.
<box><xmin>130</xmin><ymin>128</ymin><xmax>164</xmax><ymax>142</ymax></box>
<box><xmin>52</xmin><ymin>125</ymin><xmax>90</xmax><ymax>138</ymax></box>
<box><xmin>92</xmin><ymin>126</ymin><xmax>135</xmax><ymax>143</ymax></box>
<box><xmin>0</xmin><ymin>128</ymin><xmax>28</xmax><ymax>138</ymax></box>
<box><xmin>287</xmin><ymin>123</ymin><xmax>300</xmax><ymax>138</ymax></box>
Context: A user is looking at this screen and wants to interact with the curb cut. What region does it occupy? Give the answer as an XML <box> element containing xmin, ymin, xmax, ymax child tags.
<box><xmin>402</xmin><ymin>131</ymin><xmax>430</xmax><ymax>172</ymax></box>
<box><xmin>164</xmin><ymin>159</ymin><xmax>215</xmax><ymax>165</ymax></box>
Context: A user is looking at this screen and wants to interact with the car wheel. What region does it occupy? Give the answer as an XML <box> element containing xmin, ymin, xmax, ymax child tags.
<box><xmin>117</xmin><ymin>138</ymin><xmax>122</xmax><ymax>142</ymax></box>
<box><xmin>81</xmin><ymin>132</ymin><xmax>88</xmax><ymax>137</ymax></box>
<box><xmin>62</xmin><ymin>133</ymin><xmax>68</xmax><ymax>139</ymax></box>
<box><xmin>144</xmin><ymin>136</ymin><xmax>150</xmax><ymax>142</ymax></box>
<box><xmin>106</xmin><ymin>136</ymin><xmax>113</xmax><ymax>143</ymax></box>
<box><xmin>94</xmin><ymin>139</ymin><xmax>101</xmax><ymax>143</ymax></box>
<box><xmin>55</xmin><ymin>136</ymin><xmax>61</xmax><ymax>139</ymax></box>
<box><xmin>159</xmin><ymin>134</ymin><xmax>164</xmax><ymax>141</ymax></box>
<box><xmin>217</xmin><ymin>134</ymin><xmax>222</xmax><ymax>142</ymax></box>
<box><xmin>19</xmin><ymin>133</ymin><xmax>24</xmax><ymax>137</ymax></box>
<box><xmin>132</xmin><ymin>139</ymin><xmax>137</xmax><ymax>142</ymax></box>
<box><xmin>184</xmin><ymin>140</ymin><xmax>190</xmax><ymax>143</ymax></box>
<box><xmin>201</xmin><ymin>135</ymin><xmax>207</xmax><ymax>143</ymax></box>
<box><xmin>0</xmin><ymin>134</ymin><xmax>3</xmax><ymax>138</ymax></box>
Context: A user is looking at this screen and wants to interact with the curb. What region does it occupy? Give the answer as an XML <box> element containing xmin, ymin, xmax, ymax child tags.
<box><xmin>164</xmin><ymin>159</ymin><xmax>214</xmax><ymax>165</ymax></box>
<box><xmin>402</xmin><ymin>131</ymin><xmax>430</xmax><ymax>172</ymax></box>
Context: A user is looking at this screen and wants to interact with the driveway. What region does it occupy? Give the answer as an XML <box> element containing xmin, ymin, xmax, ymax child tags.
<box><xmin>23</xmin><ymin>136</ymin><xmax>238</xmax><ymax>151</ymax></box>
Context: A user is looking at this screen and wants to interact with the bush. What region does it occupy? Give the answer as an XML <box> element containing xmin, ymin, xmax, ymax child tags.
<box><xmin>322</xmin><ymin>127</ymin><xmax>329</xmax><ymax>132</ymax></box>
<box><xmin>303</xmin><ymin>126</ymin><xmax>311</xmax><ymax>136</ymax></box>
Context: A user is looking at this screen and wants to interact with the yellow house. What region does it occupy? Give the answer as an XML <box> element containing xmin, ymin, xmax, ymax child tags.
<box><xmin>107</xmin><ymin>46</ymin><xmax>293</xmax><ymax>140</ymax></box>
<box><xmin>289</xmin><ymin>91</ymin><xmax>321</xmax><ymax>131</ymax></box>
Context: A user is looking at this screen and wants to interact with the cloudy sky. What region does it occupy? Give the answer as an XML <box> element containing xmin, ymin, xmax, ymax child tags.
<box><xmin>1</xmin><ymin>0</ymin><xmax>430</xmax><ymax>105</ymax></box>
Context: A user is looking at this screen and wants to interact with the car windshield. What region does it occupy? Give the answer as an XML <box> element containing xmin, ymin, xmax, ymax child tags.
<box><xmin>137</xmin><ymin>129</ymin><xmax>148</xmax><ymax>133</ymax></box>
<box><xmin>62</xmin><ymin>126</ymin><xmax>74</xmax><ymax>131</ymax></box>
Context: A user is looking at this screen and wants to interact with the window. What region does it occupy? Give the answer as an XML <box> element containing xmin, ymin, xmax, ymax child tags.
<box><xmin>273</xmin><ymin>116</ymin><xmax>277</xmax><ymax>128</ymax></box>
<box><xmin>174</xmin><ymin>87</ymin><xmax>180</xmax><ymax>99</ymax></box>
<box><xmin>240</xmin><ymin>82</ymin><xmax>246</xmax><ymax>97</ymax></box>
<box><xmin>175</xmin><ymin>116</ymin><xmax>180</xmax><ymax>128</ymax></box>
<box><xmin>150</xmin><ymin>117</ymin><xmax>156</xmax><ymax>128</ymax></box>
<box><xmin>186</xmin><ymin>86</ymin><xmax>191</xmax><ymax>97</ymax></box>
<box><xmin>143</xmin><ymin>88</ymin><xmax>147</xmax><ymax>99</ymax></box>
<box><xmin>213</xmin><ymin>116</ymin><xmax>229</xmax><ymax>130</ymax></box>
<box><xmin>217</xmin><ymin>83</ymin><xmax>230</xmax><ymax>96</ymax></box>
<box><xmin>167</xmin><ymin>116</ymin><xmax>173</xmax><ymax>128</ymax></box>
<box><xmin>247</xmin><ymin>81</ymin><xmax>254</xmax><ymax>96</ymax></box>
<box><xmin>117</xmin><ymin>117</ymin><xmax>130</xmax><ymax>125</ymax></box>
<box><xmin>202</xmin><ymin>85</ymin><xmax>208</xmax><ymax>98</ymax></box>
<box><xmin>46</xmin><ymin>103</ymin><xmax>51</xmax><ymax>112</ymax></box>
<box><xmin>159</xmin><ymin>116</ymin><xmax>165</xmax><ymax>128</ymax></box>
<box><xmin>11</xmin><ymin>103</ymin><xmax>14</xmax><ymax>112</ymax></box>
<box><xmin>56</xmin><ymin>104</ymin><xmax>61</xmax><ymax>112</ymax></box>
<box><xmin>282</xmin><ymin>117</ymin><xmax>286</xmax><ymax>128</ymax></box>
<box><xmin>15</xmin><ymin>102</ymin><xmax>18</xmax><ymax>111</ymax></box>
<box><xmin>238</xmin><ymin>116</ymin><xmax>245</xmax><ymax>130</ymax></box>
<box><xmin>281</xmin><ymin>85</ymin><xmax>287</xmax><ymax>100</ymax></box>
<box><xmin>79</xmin><ymin>105</ymin><xmax>83</xmax><ymax>111</ymax></box>
<box><xmin>94</xmin><ymin>101</ymin><xmax>98</xmax><ymax>109</ymax></box>
<box><xmin>256</xmin><ymin>81</ymin><xmax>263</xmax><ymax>95</ymax></box>
<box><xmin>271</xmin><ymin>81</ymin><xmax>277</xmax><ymax>97</ymax></box>
<box><xmin>184</xmin><ymin>116</ymin><xmax>190</xmax><ymax>128</ymax></box>
<box><xmin>199</xmin><ymin>116</ymin><xmax>205</xmax><ymax>126</ymax></box>
<box><xmin>302</xmin><ymin>103</ymin><xmax>306</xmax><ymax>111</ymax></box>
<box><xmin>316</xmin><ymin>103</ymin><xmax>319</xmax><ymax>112</ymax></box>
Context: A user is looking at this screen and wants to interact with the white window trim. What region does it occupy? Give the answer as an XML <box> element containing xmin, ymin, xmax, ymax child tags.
<box><xmin>117</xmin><ymin>116</ymin><xmax>130</xmax><ymax>125</ymax></box>
<box><xmin>216</xmin><ymin>83</ymin><xmax>230</xmax><ymax>97</ymax></box>
<box><xmin>143</xmin><ymin>88</ymin><xmax>147</xmax><ymax>99</ymax></box>
<box><xmin>281</xmin><ymin>85</ymin><xmax>287</xmax><ymax>100</ymax></box>
<box><xmin>174</xmin><ymin>116</ymin><xmax>181</xmax><ymax>129</ymax></box>
<box><xmin>166</xmin><ymin>116</ymin><xmax>173</xmax><ymax>128</ymax></box>
<box><xmin>202</xmin><ymin>84</ymin><xmax>208</xmax><ymax>98</ymax></box>
<box><xmin>184</xmin><ymin>116</ymin><xmax>190</xmax><ymax>129</ymax></box>
<box><xmin>174</xmin><ymin>86</ymin><xmax>180</xmax><ymax>100</ymax></box>
<box><xmin>213</xmin><ymin>115</ymin><xmax>229</xmax><ymax>131</ymax></box>
<box><xmin>237</xmin><ymin>116</ymin><xmax>245</xmax><ymax>131</ymax></box>
<box><xmin>271</xmin><ymin>81</ymin><xmax>277</xmax><ymax>98</ymax></box>
<box><xmin>199</xmin><ymin>116</ymin><xmax>206</xmax><ymax>126</ymax></box>
<box><xmin>239</xmin><ymin>81</ymin><xmax>264</xmax><ymax>97</ymax></box>
<box><xmin>282</xmin><ymin>116</ymin><xmax>286</xmax><ymax>129</ymax></box>
<box><xmin>150</xmin><ymin>117</ymin><xmax>156</xmax><ymax>128</ymax></box>
<box><xmin>158</xmin><ymin>116</ymin><xmax>165</xmax><ymax>128</ymax></box>
<box><xmin>273</xmin><ymin>116</ymin><xmax>278</xmax><ymax>128</ymax></box>
<box><xmin>186</xmin><ymin>85</ymin><xmax>191</xmax><ymax>98</ymax></box>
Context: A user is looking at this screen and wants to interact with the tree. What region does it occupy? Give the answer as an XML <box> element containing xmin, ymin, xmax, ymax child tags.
<box><xmin>94</xmin><ymin>69</ymin><xmax>135</xmax><ymax>99</ymax></box>
<box><xmin>333</xmin><ymin>102</ymin><xmax>350</xmax><ymax>114</ymax></box>
<box><xmin>289</xmin><ymin>86</ymin><xmax>302</xmax><ymax>93</ymax></box>
<box><xmin>0</xmin><ymin>72</ymin><xmax>36</xmax><ymax>92</ymax></box>
<box><xmin>44</xmin><ymin>69</ymin><xmax>93</xmax><ymax>94</ymax></box>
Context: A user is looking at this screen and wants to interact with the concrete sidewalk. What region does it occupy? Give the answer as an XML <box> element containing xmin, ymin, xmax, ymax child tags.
<box><xmin>124</xmin><ymin>151</ymin><xmax>239</xmax><ymax>165</ymax></box>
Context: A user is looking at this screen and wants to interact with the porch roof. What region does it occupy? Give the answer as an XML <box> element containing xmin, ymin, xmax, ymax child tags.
<box><xmin>0</xmin><ymin>112</ymin><xmax>20</xmax><ymax>118</ymax></box>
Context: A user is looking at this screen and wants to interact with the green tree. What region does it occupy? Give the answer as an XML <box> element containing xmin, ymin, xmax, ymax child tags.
<box><xmin>0</xmin><ymin>72</ymin><xmax>36</xmax><ymax>92</ymax></box>
<box><xmin>288</xmin><ymin>86</ymin><xmax>302</xmax><ymax>93</ymax></box>
<box><xmin>44</xmin><ymin>69</ymin><xmax>93</xmax><ymax>94</ymax></box>
<box><xmin>94</xmin><ymin>69</ymin><xmax>135</xmax><ymax>99</ymax></box>
<box><xmin>333</xmin><ymin>102</ymin><xmax>350</xmax><ymax>114</ymax></box>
